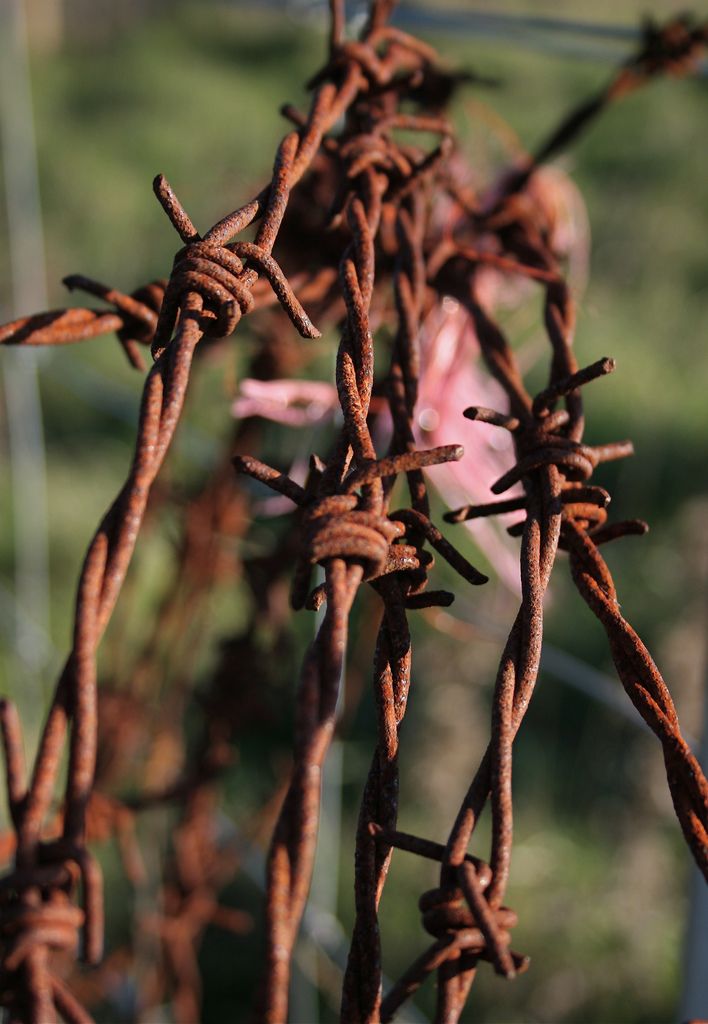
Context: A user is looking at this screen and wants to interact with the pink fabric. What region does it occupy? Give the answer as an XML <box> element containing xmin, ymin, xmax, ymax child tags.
<box><xmin>414</xmin><ymin>294</ymin><xmax>522</xmax><ymax>593</ymax></box>
<box><xmin>231</xmin><ymin>166</ymin><xmax>590</xmax><ymax>594</ymax></box>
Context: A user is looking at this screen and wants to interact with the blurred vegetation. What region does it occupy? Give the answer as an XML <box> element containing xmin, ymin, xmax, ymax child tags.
<box><xmin>0</xmin><ymin>3</ymin><xmax>706</xmax><ymax>1022</ymax></box>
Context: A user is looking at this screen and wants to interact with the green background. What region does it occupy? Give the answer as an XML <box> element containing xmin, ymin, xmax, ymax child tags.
<box><xmin>1</xmin><ymin>3</ymin><xmax>706</xmax><ymax>1021</ymax></box>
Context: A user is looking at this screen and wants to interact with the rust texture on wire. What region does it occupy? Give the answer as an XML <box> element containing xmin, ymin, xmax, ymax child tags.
<box><xmin>0</xmin><ymin>3</ymin><xmax>707</xmax><ymax>1022</ymax></box>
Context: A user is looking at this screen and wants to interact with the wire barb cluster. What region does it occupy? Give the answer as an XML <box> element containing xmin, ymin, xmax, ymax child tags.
<box><xmin>1</xmin><ymin>3</ymin><xmax>707</xmax><ymax>1022</ymax></box>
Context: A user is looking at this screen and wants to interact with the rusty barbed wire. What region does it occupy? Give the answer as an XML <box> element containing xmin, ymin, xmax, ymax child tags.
<box><xmin>70</xmin><ymin>442</ymin><xmax>293</xmax><ymax>1021</ymax></box>
<box><xmin>1</xmin><ymin>3</ymin><xmax>707</xmax><ymax>1022</ymax></box>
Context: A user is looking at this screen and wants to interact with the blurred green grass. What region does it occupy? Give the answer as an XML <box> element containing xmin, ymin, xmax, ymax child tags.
<box><xmin>1</xmin><ymin>4</ymin><xmax>706</xmax><ymax>1022</ymax></box>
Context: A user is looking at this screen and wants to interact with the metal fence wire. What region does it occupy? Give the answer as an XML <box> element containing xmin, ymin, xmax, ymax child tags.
<box><xmin>1</xmin><ymin>3</ymin><xmax>707</xmax><ymax>1022</ymax></box>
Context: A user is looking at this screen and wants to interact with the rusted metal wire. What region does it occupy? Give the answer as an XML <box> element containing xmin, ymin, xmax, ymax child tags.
<box><xmin>1</xmin><ymin>4</ymin><xmax>707</xmax><ymax>1022</ymax></box>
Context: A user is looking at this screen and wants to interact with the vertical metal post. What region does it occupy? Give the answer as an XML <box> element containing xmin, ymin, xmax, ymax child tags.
<box><xmin>679</xmin><ymin>602</ymin><xmax>708</xmax><ymax>1021</ymax></box>
<box><xmin>0</xmin><ymin>0</ymin><xmax>51</xmax><ymax>719</ymax></box>
<box><xmin>290</xmin><ymin>565</ymin><xmax>344</xmax><ymax>1021</ymax></box>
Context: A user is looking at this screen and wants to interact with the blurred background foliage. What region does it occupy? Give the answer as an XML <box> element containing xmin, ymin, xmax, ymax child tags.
<box><xmin>0</xmin><ymin>1</ymin><xmax>706</xmax><ymax>1022</ymax></box>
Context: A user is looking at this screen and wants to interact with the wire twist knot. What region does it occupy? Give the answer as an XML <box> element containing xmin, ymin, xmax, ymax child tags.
<box><xmin>301</xmin><ymin>495</ymin><xmax>403</xmax><ymax>577</ymax></box>
<box><xmin>419</xmin><ymin>880</ymin><xmax>526</xmax><ymax>979</ymax></box>
<box><xmin>152</xmin><ymin>240</ymin><xmax>256</xmax><ymax>359</ymax></box>
<box><xmin>0</xmin><ymin>889</ymin><xmax>83</xmax><ymax>976</ymax></box>
<box><xmin>151</xmin><ymin>175</ymin><xmax>320</xmax><ymax>360</ymax></box>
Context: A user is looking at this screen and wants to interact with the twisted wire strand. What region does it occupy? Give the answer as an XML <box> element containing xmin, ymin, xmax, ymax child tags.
<box><xmin>232</xmin><ymin>18</ymin><xmax>493</xmax><ymax>1018</ymax></box>
<box><xmin>0</xmin><ymin>20</ymin><xmax>347</xmax><ymax>1017</ymax></box>
<box><xmin>377</xmin><ymin>22</ymin><xmax>708</xmax><ymax>1014</ymax></box>
<box><xmin>341</xmin><ymin>193</ymin><xmax>430</xmax><ymax>1024</ymax></box>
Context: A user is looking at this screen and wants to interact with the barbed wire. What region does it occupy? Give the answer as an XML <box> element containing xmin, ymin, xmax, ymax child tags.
<box><xmin>0</xmin><ymin>3</ymin><xmax>706</xmax><ymax>1022</ymax></box>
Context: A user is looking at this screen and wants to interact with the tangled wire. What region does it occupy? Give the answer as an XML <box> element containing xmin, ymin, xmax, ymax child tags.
<box><xmin>1</xmin><ymin>3</ymin><xmax>707</xmax><ymax>1022</ymax></box>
